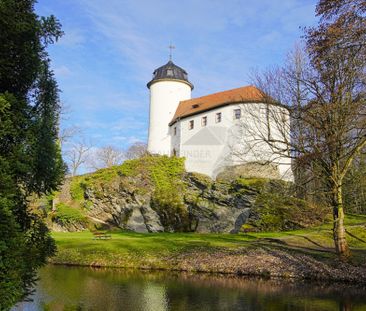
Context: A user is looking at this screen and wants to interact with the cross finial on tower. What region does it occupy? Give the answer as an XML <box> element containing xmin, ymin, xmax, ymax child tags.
<box><xmin>168</xmin><ymin>43</ymin><xmax>175</xmax><ymax>61</ymax></box>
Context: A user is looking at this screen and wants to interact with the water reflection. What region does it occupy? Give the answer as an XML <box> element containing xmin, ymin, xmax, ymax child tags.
<box><xmin>13</xmin><ymin>265</ymin><xmax>366</xmax><ymax>311</ymax></box>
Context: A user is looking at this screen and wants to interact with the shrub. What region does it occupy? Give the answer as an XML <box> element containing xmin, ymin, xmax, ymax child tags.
<box><xmin>248</xmin><ymin>192</ymin><xmax>328</xmax><ymax>231</ymax></box>
<box><xmin>52</xmin><ymin>203</ymin><xmax>88</xmax><ymax>226</ymax></box>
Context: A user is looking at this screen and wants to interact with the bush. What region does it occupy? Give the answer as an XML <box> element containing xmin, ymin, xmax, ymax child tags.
<box><xmin>52</xmin><ymin>203</ymin><xmax>88</xmax><ymax>226</ymax></box>
<box><xmin>231</xmin><ymin>177</ymin><xmax>328</xmax><ymax>231</ymax></box>
<box><xmin>248</xmin><ymin>191</ymin><xmax>328</xmax><ymax>231</ymax></box>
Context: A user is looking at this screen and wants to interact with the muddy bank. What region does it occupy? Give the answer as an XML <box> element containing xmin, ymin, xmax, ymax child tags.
<box><xmin>50</xmin><ymin>246</ymin><xmax>366</xmax><ymax>284</ymax></box>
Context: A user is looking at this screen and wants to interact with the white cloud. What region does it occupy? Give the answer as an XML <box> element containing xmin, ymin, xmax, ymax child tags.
<box><xmin>71</xmin><ymin>0</ymin><xmax>317</xmax><ymax>96</ymax></box>
<box><xmin>57</xmin><ymin>28</ymin><xmax>86</xmax><ymax>47</ymax></box>
<box><xmin>112</xmin><ymin>135</ymin><xmax>145</xmax><ymax>144</ymax></box>
<box><xmin>54</xmin><ymin>65</ymin><xmax>72</xmax><ymax>77</ymax></box>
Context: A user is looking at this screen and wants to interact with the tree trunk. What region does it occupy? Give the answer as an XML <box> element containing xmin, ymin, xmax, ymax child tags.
<box><xmin>332</xmin><ymin>184</ymin><xmax>350</xmax><ymax>259</ymax></box>
<box><xmin>339</xmin><ymin>300</ymin><xmax>352</xmax><ymax>311</ymax></box>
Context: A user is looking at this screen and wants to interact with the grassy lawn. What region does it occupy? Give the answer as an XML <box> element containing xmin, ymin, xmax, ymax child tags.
<box><xmin>52</xmin><ymin>231</ymin><xmax>256</xmax><ymax>268</ymax></box>
<box><xmin>52</xmin><ymin>214</ymin><xmax>366</xmax><ymax>269</ymax></box>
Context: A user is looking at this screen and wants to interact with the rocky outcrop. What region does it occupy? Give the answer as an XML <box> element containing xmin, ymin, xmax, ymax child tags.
<box><xmin>50</xmin><ymin>220</ymin><xmax>86</xmax><ymax>232</ymax></box>
<box><xmin>66</xmin><ymin>172</ymin><xmax>260</xmax><ymax>233</ymax></box>
<box><xmin>48</xmin><ymin>156</ymin><xmax>326</xmax><ymax>233</ymax></box>
<box><xmin>184</xmin><ymin>174</ymin><xmax>256</xmax><ymax>233</ymax></box>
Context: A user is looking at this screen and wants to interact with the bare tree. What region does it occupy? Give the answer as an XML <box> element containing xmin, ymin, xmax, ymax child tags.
<box><xmin>238</xmin><ymin>20</ymin><xmax>365</xmax><ymax>258</ymax></box>
<box><xmin>65</xmin><ymin>140</ymin><xmax>92</xmax><ymax>176</ymax></box>
<box><xmin>89</xmin><ymin>145</ymin><xmax>124</xmax><ymax>170</ymax></box>
<box><xmin>234</xmin><ymin>0</ymin><xmax>366</xmax><ymax>258</ymax></box>
<box><xmin>58</xmin><ymin>125</ymin><xmax>81</xmax><ymax>149</ymax></box>
<box><xmin>124</xmin><ymin>142</ymin><xmax>148</xmax><ymax>159</ymax></box>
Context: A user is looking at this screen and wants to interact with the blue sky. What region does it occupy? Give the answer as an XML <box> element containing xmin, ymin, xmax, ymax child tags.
<box><xmin>35</xmin><ymin>0</ymin><xmax>318</xmax><ymax>151</ymax></box>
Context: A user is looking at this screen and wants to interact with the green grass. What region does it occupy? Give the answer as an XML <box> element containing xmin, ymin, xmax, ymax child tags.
<box><xmin>250</xmin><ymin>214</ymin><xmax>366</xmax><ymax>252</ymax></box>
<box><xmin>52</xmin><ymin>231</ymin><xmax>254</xmax><ymax>267</ymax></box>
<box><xmin>51</xmin><ymin>214</ymin><xmax>366</xmax><ymax>270</ymax></box>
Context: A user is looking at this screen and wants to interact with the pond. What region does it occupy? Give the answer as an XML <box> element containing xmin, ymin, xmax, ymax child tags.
<box><xmin>13</xmin><ymin>265</ymin><xmax>366</xmax><ymax>311</ymax></box>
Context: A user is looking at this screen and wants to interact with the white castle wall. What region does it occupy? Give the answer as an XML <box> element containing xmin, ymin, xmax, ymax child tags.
<box><xmin>147</xmin><ymin>80</ymin><xmax>191</xmax><ymax>155</ymax></box>
<box><xmin>170</xmin><ymin>103</ymin><xmax>293</xmax><ymax>181</ymax></box>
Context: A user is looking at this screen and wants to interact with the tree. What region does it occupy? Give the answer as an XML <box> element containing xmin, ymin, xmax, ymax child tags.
<box><xmin>59</xmin><ymin>125</ymin><xmax>81</xmax><ymax>149</ymax></box>
<box><xmin>0</xmin><ymin>0</ymin><xmax>65</xmax><ymax>307</ymax></box>
<box><xmin>124</xmin><ymin>142</ymin><xmax>148</xmax><ymax>159</ymax></box>
<box><xmin>89</xmin><ymin>145</ymin><xmax>124</xmax><ymax>170</ymax></box>
<box><xmin>65</xmin><ymin>140</ymin><xmax>92</xmax><ymax>176</ymax></box>
<box><xmin>304</xmin><ymin>0</ymin><xmax>366</xmax><ymax>257</ymax></box>
<box><xmin>239</xmin><ymin>0</ymin><xmax>366</xmax><ymax>258</ymax></box>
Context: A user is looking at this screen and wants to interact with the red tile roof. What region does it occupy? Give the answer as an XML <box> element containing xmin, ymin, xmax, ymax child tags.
<box><xmin>170</xmin><ymin>85</ymin><xmax>266</xmax><ymax>125</ymax></box>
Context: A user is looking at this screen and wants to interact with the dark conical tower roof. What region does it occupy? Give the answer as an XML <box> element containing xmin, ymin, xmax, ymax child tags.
<box><xmin>147</xmin><ymin>61</ymin><xmax>194</xmax><ymax>89</ymax></box>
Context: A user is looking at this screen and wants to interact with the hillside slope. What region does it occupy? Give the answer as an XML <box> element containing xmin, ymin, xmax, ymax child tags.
<box><xmin>42</xmin><ymin>155</ymin><xmax>327</xmax><ymax>233</ymax></box>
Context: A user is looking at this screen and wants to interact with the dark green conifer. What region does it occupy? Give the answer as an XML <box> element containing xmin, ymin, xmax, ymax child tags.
<box><xmin>0</xmin><ymin>0</ymin><xmax>65</xmax><ymax>308</ymax></box>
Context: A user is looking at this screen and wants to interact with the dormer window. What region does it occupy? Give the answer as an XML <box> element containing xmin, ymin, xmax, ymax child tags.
<box><xmin>189</xmin><ymin>120</ymin><xmax>194</xmax><ymax>130</ymax></box>
<box><xmin>192</xmin><ymin>104</ymin><xmax>199</xmax><ymax>109</ymax></box>
<box><xmin>166</xmin><ymin>69</ymin><xmax>173</xmax><ymax>76</ymax></box>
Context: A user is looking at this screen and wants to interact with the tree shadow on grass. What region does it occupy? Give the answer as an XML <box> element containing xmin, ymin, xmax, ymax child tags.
<box><xmin>253</xmin><ymin>237</ymin><xmax>335</xmax><ymax>262</ymax></box>
<box><xmin>258</xmin><ymin>234</ymin><xmax>333</xmax><ymax>251</ymax></box>
<box><xmin>346</xmin><ymin>230</ymin><xmax>366</xmax><ymax>244</ymax></box>
<box><xmin>292</xmin><ymin>235</ymin><xmax>333</xmax><ymax>250</ymax></box>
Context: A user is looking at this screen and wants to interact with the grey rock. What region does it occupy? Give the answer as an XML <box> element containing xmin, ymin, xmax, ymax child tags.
<box><xmin>140</xmin><ymin>203</ymin><xmax>164</xmax><ymax>232</ymax></box>
<box><xmin>52</xmin><ymin>172</ymin><xmax>258</xmax><ymax>233</ymax></box>
<box><xmin>230</xmin><ymin>208</ymin><xmax>251</xmax><ymax>234</ymax></box>
<box><xmin>125</xmin><ymin>207</ymin><xmax>148</xmax><ymax>232</ymax></box>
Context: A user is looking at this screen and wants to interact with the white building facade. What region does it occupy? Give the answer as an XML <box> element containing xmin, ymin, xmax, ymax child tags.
<box><xmin>147</xmin><ymin>61</ymin><xmax>293</xmax><ymax>181</ymax></box>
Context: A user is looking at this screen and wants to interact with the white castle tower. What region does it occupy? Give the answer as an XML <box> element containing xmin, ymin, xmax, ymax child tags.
<box><xmin>147</xmin><ymin>59</ymin><xmax>193</xmax><ymax>155</ymax></box>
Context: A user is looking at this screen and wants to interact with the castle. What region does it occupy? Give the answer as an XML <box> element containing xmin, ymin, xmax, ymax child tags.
<box><xmin>147</xmin><ymin>60</ymin><xmax>293</xmax><ymax>181</ymax></box>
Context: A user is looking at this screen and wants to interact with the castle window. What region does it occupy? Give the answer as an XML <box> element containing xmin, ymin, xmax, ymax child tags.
<box><xmin>174</xmin><ymin>127</ymin><xmax>177</xmax><ymax>135</ymax></box>
<box><xmin>173</xmin><ymin>148</ymin><xmax>177</xmax><ymax>156</ymax></box>
<box><xmin>202</xmin><ymin>116</ymin><xmax>207</xmax><ymax>127</ymax></box>
<box><xmin>234</xmin><ymin>109</ymin><xmax>241</xmax><ymax>120</ymax></box>
<box><xmin>189</xmin><ymin>120</ymin><xmax>194</xmax><ymax>130</ymax></box>
<box><xmin>216</xmin><ymin>112</ymin><xmax>222</xmax><ymax>123</ymax></box>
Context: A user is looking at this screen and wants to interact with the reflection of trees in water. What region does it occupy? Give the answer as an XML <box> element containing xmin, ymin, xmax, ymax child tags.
<box><xmin>26</xmin><ymin>266</ymin><xmax>366</xmax><ymax>311</ymax></box>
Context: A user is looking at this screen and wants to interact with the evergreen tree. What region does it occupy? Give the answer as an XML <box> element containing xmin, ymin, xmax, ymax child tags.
<box><xmin>0</xmin><ymin>0</ymin><xmax>65</xmax><ymax>308</ymax></box>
